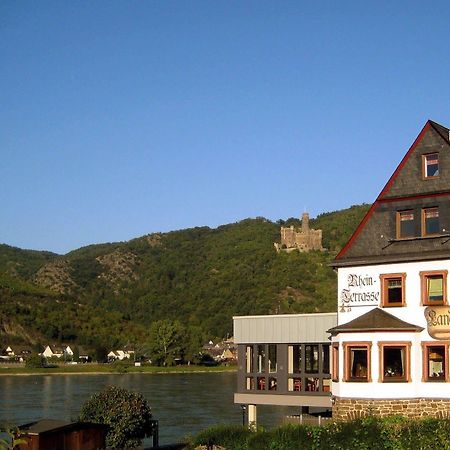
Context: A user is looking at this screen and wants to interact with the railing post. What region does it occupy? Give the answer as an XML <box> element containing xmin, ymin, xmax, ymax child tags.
<box><xmin>151</xmin><ymin>419</ymin><xmax>159</xmax><ymax>448</ymax></box>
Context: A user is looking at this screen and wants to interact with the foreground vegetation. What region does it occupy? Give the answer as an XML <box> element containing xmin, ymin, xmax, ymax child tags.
<box><xmin>189</xmin><ymin>416</ymin><xmax>450</xmax><ymax>449</ymax></box>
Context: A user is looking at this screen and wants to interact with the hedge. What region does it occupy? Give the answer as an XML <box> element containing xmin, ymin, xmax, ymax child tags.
<box><xmin>189</xmin><ymin>416</ymin><xmax>450</xmax><ymax>449</ymax></box>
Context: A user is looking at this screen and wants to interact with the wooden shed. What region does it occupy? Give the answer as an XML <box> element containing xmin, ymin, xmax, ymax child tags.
<box><xmin>17</xmin><ymin>419</ymin><xmax>107</xmax><ymax>450</ymax></box>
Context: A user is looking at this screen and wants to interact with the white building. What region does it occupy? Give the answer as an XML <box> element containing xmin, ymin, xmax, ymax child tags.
<box><xmin>234</xmin><ymin>119</ymin><xmax>450</xmax><ymax>422</ymax></box>
<box><xmin>42</xmin><ymin>345</ymin><xmax>73</xmax><ymax>359</ymax></box>
<box><xmin>330</xmin><ymin>120</ymin><xmax>450</xmax><ymax>419</ymax></box>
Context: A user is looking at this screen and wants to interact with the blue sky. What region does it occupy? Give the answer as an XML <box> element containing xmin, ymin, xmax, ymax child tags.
<box><xmin>1</xmin><ymin>1</ymin><xmax>450</xmax><ymax>254</ymax></box>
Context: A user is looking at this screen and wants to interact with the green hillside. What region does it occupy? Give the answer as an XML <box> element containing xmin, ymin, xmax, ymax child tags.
<box><xmin>0</xmin><ymin>204</ymin><xmax>370</xmax><ymax>352</ymax></box>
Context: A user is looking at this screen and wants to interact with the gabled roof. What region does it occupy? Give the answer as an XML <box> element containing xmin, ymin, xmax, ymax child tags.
<box><xmin>429</xmin><ymin>120</ymin><xmax>450</xmax><ymax>144</ymax></box>
<box><xmin>334</xmin><ymin>119</ymin><xmax>450</xmax><ymax>265</ymax></box>
<box><xmin>327</xmin><ymin>308</ymin><xmax>424</xmax><ymax>335</ymax></box>
<box><xmin>45</xmin><ymin>345</ymin><xmax>64</xmax><ymax>354</ymax></box>
<box><xmin>20</xmin><ymin>419</ymin><xmax>71</xmax><ymax>434</ymax></box>
<box><xmin>19</xmin><ymin>419</ymin><xmax>107</xmax><ymax>435</ymax></box>
<box><xmin>8</xmin><ymin>345</ymin><xmax>32</xmax><ymax>353</ymax></box>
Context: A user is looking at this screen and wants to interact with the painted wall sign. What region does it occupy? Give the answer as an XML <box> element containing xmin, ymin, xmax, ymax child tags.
<box><xmin>425</xmin><ymin>306</ymin><xmax>450</xmax><ymax>339</ymax></box>
<box><xmin>339</xmin><ymin>274</ymin><xmax>380</xmax><ymax>310</ymax></box>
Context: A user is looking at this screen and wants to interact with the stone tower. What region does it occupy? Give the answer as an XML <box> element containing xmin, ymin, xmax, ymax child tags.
<box><xmin>274</xmin><ymin>212</ymin><xmax>324</xmax><ymax>253</ymax></box>
<box><xmin>301</xmin><ymin>212</ymin><xmax>310</xmax><ymax>233</ymax></box>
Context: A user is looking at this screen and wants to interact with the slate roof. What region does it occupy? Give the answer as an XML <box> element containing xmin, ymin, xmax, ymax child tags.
<box><xmin>327</xmin><ymin>308</ymin><xmax>424</xmax><ymax>335</ymax></box>
<box><xmin>429</xmin><ymin>120</ymin><xmax>450</xmax><ymax>143</ymax></box>
<box><xmin>334</xmin><ymin>120</ymin><xmax>450</xmax><ymax>267</ymax></box>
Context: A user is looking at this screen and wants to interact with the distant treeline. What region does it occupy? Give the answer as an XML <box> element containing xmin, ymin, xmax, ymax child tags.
<box><xmin>0</xmin><ymin>204</ymin><xmax>370</xmax><ymax>360</ymax></box>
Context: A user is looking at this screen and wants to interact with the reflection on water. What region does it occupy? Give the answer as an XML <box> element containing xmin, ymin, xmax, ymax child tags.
<box><xmin>0</xmin><ymin>372</ymin><xmax>301</xmax><ymax>444</ymax></box>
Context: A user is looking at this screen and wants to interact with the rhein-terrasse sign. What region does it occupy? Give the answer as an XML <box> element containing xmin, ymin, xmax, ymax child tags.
<box><xmin>340</xmin><ymin>274</ymin><xmax>380</xmax><ymax>309</ymax></box>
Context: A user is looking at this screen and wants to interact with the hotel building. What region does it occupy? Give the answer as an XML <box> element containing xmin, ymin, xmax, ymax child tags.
<box><xmin>234</xmin><ymin>120</ymin><xmax>450</xmax><ymax>423</ymax></box>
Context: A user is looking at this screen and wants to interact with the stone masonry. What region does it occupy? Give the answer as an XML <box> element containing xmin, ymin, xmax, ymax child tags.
<box><xmin>333</xmin><ymin>397</ymin><xmax>450</xmax><ymax>421</ymax></box>
<box><xmin>274</xmin><ymin>212</ymin><xmax>324</xmax><ymax>253</ymax></box>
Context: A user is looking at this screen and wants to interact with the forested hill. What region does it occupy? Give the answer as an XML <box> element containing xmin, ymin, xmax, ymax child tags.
<box><xmin>0</xmin><ymin>204</ymin><xmax>370</xmax><ymax>349</ymax></box>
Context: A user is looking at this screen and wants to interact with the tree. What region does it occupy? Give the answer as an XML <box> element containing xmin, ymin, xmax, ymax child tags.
<box><xmin>184</xmin><ymin>325</ymin><xmax>204</xmax><ymax>364</ymax></box>
<box><xmin>25</xmin><ymin>353</ymin><xmax>47</xmax><ymax>368</ymax></box>
<box><xmin>72</xmin><ymin>345</ymin><xmax>80</xmax><ymax>362</ymax></box>
<box><xmin>148</xmin><ymin>320</ymin><xmax>185</xmax><ymax>366</ymax></box>
<box><xmin>94</xmin><ymin>345</ymin><xmax>108</xmax><ymax>363</ymax></box>
<box><xmin>79</xmin><ymin>385</ymin><xmax>153</xmax><ymax>448</ymax></box>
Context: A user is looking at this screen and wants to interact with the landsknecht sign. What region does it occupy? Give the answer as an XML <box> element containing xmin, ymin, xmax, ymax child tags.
<box><xmin>425</xmin><ymin>306</ymin><xmax>450</xmax><ymax>339</ymax></box>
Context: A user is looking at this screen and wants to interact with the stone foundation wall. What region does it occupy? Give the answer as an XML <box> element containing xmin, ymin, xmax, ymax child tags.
<box><xmin>333</xmin><ymin>397</ymin><xmax>450</xmax><ymax>421</ymax></box>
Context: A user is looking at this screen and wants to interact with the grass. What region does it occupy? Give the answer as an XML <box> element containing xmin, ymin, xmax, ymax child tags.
<box><xmin>0</xmin><ymin>363</ymin><xmax>237</xmax><ymax>375</ymax></box>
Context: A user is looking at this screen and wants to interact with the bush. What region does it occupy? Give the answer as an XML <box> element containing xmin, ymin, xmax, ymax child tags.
<box><xmin>79</xmin><ymin>385</ymin><xmax>153</xmax><ymax>448</ymax></box>
<box><xmin>25</xmin><ymin>353</ymin><xmax>47</xmax><ymax>368</ymax></box>
<box><xmin>257</xmin><ymin>424</ymin><xmax>322</xmax><ymax>450</ymax></box>
<box><xmin>112</xmin><ymin>360</ymin><xmax>129</xmax><ymax>373</ymax></box>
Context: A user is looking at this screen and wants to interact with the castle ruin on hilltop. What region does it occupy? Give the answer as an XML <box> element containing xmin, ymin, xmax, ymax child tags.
<box><xmin>274</xmin><ymin>212</ymin><xmax>324</xmax><ymax>253</ymax></box>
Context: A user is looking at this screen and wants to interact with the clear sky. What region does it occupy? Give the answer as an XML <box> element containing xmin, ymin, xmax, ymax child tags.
<box><xmin>1</xmin><ymin>1</ymin><xmax>450</xmax><ymax>254</ymax></box>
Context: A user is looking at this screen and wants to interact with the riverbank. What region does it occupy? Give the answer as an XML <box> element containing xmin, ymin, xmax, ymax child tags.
<box><xmin>0</xmin><ymin>363</ymin><xmax>237</xmax><ymax>376</ymax></box>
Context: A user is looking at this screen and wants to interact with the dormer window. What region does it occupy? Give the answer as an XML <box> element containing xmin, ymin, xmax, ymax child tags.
<box><xmin>423</xmin><ymin>153</ymin><xmax>439</xmax><ymax>179</ymax></box>
<box><xmin>422</xmin><ymin>207</ymin><xmax>440</xmax><ymax>236</ymax></box>
<box><xmin>397</xmin><ymin>211</ymin><xmax>415</xmax><ymax>239</ymax></box>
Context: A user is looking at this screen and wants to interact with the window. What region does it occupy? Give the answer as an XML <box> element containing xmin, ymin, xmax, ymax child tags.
<box><xmin>287</xmin><ymin>344</ymin><xmax>302</xmax><ymax>393</ymax></box>
<box><xmin>244</xmin><ymin>344</ymin><xmax>277</xmax><ymax>391</ymax></box>
<box><xmin>332</xmin><ymin>344</ymin><xmax>339</xmax><ymax>382</ymax></box>
<box><xmin>268</xmin><ymin>344</ymin><xmax>277</xmax><ymax>373</ymax></box>
<box><xmin>288</xmin><ymin>378</ymin><xmax>302</xmax><ymax>392</ymax></box>
<box><xmin>257</xmin><ymin>345</ymin><xmax>265</xmax><ymax>373</ymax></box>
<box><xmin>422</xmin><ymin>343</ymin><xmax>448</xmax><ymax>381</ymax></box>
<box><xmin>288</xmin><ymin>345</ymin><xmax>301</xmax><ymax>373</ymax></box>
<box><xmin>379</xmin><ymin>342</ymin><xmax>410</xmax><ymax>382</ymax></box>
<box><xmin>423</xmin><ymin>153</ymin><xmax>439</xmax><ymax>178</ymax></box>
<box><xmin>380</xmin><ymin>273</ymin><xmax>406</xmax><ymax>307</ymax></box>
<box><xmin>422</xmin><ymin>207</ymin><xmax>440</xmax><ymax>236</ymax></box>
<box><xmin>397</xmin><ymin>211</ymin><xmax>415</xmax><ymax>239</ymax></box>
<box><xmin>268</xmin><ymin>377</ymin><xmax>277</xmax><ymax>391</ymax></box>
<box><xmin>344</xmin><ymin>343</ymin><xmax>371</xmax><ymax>382</ymax></box>
<box><xmin>305</xmin><ymin>344</ymin><xmax>319</xmax><ymax>373</ymax></box>
<box><xmin>322</xmin><ymin>345</ymin><xmax>330</xmax><ymax>374</ymax></box>
<box><xmin>257</xmin><ymin>377</ymin><xmax>266</xmax><ymax>390</ymax></box>
<box><xmin>420</xmin><ymin>271</ymin><xmax>447</xmax><ymax>305</ymax></box>
<box><xmin>287</xmin><ymin>343</ymin><xmax>330</xmax><ymax>393</ymax></box>
<box><xmin>245</xmin><ymin>346</ymin><xmax>253</xmax><ymax>373</ymax></box>
<box><xmin>306</xmin><ymin>377</ymin><xmax>319</xmax><ymax>391</ymax></box>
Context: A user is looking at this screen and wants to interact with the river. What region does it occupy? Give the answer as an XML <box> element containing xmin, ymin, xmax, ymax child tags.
<box><xmin>0</xmin><ymin>372</ymin><xmax>300</xmax><ymax>445</ymax></box>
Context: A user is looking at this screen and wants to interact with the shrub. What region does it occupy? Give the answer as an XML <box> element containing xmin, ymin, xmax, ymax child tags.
<box><xmin>112</xmin><ymin>360</ymin><xmax>129</xmax><ymax>373</ymax></box>
<box><xmin>79</xmin><ymin>385</ymin><xmax>153</xmax><ymax>448</ymax></box>
<box><xmin>399</xmin><ymin>417</ymin><xmax>450</xmax><ymax>449</ymax></box>
<box><xmin>25</xmin><ymin>353</ymin><xmax>47</xmax><ymax>368</ymax></box>
<box><xmin>190</xmin><ymin>416</ymin><xmax>450</xmax><ymax>450</ymax></box>
<box><xmin>190</xmin><ymin>424</ymin><xmax>252</xmax><ymax>450</ymax></box>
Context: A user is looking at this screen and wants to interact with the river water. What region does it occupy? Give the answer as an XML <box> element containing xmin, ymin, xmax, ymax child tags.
<box><xmin>0</xmin><ymin>372</ymin><xmax>300</xmax><ymax>445</ymax></box>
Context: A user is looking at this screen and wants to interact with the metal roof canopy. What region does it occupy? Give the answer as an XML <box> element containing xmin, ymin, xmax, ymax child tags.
<box><xmin>233</xmin><ymin>312</ymin><xmax>337</xmax><ymax>344</ymax></box>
